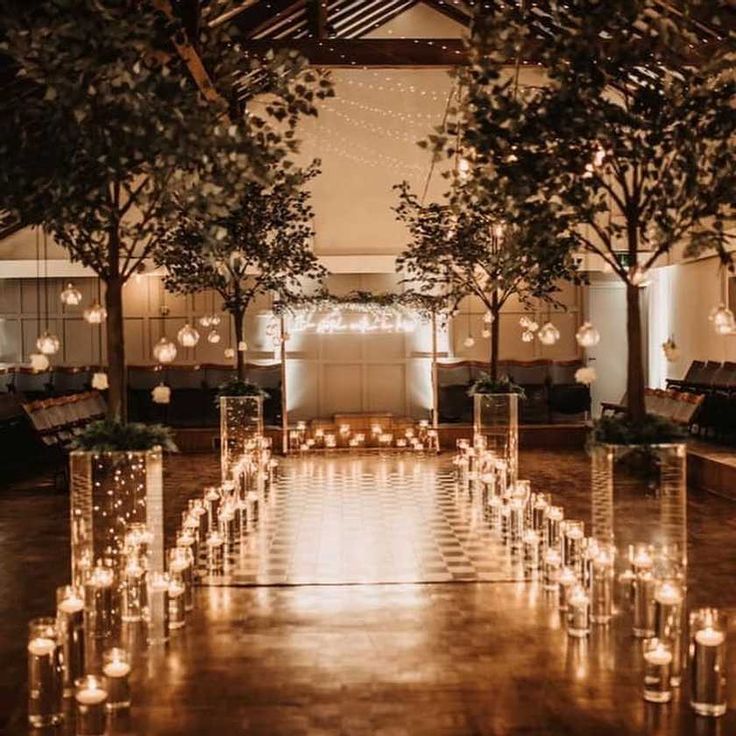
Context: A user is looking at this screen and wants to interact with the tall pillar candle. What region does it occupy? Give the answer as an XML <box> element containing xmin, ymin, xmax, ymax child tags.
<box><xmin>654</xmin><ymin>580</ymin><xmax>685</xmax><ymax>686</ymax></box>
<box><xmin>689</xmin><ymin>608</ymin><xmax>727</xmax><ymax>717</ymax></box>
<box><xmin>27</xmin><ymin>617</ymin><xmax>63</xmax><ymax>727</ymax></box>
<box><xmin>56</xmin><ymin>586</ymin><xmax>85</xmax><ymax>697</ymax></box>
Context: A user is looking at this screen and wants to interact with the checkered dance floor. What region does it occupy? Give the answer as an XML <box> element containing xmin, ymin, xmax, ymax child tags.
<box><xmin>198</xmin><ymin>454</ymin><xmax>521</xmax><ymax>586</ymax></box>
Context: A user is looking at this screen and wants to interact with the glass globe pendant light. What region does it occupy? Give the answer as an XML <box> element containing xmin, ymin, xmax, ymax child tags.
<box><xmin>153</xmin><ymin>336</ymin><xmax>177</xmax><ymax>364</ymax></box>
<box><xmin>576</xmin><ymin>322</ymin><xmax>601</xmax><ymax>347</ymax></box>
<box><xmin>538</xmin><ymin>322</ymin><xmax>560</xmax><ymax>346</ymax></box>
<box><xmin>151</xmin><ymin>383</ymin><xmax>171</xmax><ymax>404</ymax></box>
<box><xmin>83</xmin><ymin>301</ymin><xmax>107</xmax><ymax>324</ymax></box>
<box><xmin>91</xmin><ymin>372</ymin><xmax>109</xmax><ymax>390</ymax></box>
<box><xmin>711</xmin><ymin>304</ymin><xmax>735</xmax><ymax>335</ymax></box>
<box><xmin>464</xmin><ymin>335</ymin><xmax>476</xmax><ymax>348</ymax></box>
<box><xmin>60</xmin><ymin>282</ymin><xmax>82</xmax><ymax>306</ymax></box>
<box><xmin>36</xmin><ymin>330</ymin><xmax>61</xmax><ymax>356</ymax></box>
<box><xmin>29</xmin><ymin>353</ymin><xmax>50</xmax><ymax>372</ymax></box>
<box><xmin>177</xmin><ymin>323</ymin><xmax>200</xmax><ymax>348</ymax></box>
<box><xmin>224</xmin><ymin>347</ymin><xmax>235</xmax><ymax>360</ymax></box>
<box><xmin>207</xmin><ymin>329</ymin><xmax>221</xmax><ymax>344</ymax></box>
<box><xmin>521</xmin><ymin>330</ymin><xmax>535</xmax><ymax>343</ymax></box>
<box><xmin>198</xmin><ymin>315</ymin><xmax>213</xmax><ymax>328</ymax></box>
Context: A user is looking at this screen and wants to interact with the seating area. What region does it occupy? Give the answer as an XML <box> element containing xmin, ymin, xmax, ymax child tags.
<box><xmin>437</xmin><ymin>359</ymin><xmax>591</xmax><ymax>424</ymax></box>
<box><xmin>601</xmin><ymin>388</ymin><xmax>704</xmax><ymax>427</ymax></box>
<box><xmin>1</xmin><ymin>364</ymin><xmax>283</xmax><ymax>428</ymax></box>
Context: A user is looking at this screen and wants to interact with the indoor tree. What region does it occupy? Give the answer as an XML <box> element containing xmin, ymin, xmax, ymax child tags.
<box><xmin>437</xmin><ymin>1</ymin><xmax>736</xmax><ymax>421</ymax></box>
<box><xmin>158</xmin><ymin>163</ymin><xmax>326</xmax><ymax>379</ymax></box>
<box><xmin>395</xmin><ymin>182</ymin><xmax>580</xmax><ymax>381</ymax></box>
<box><xmin>0</xmin><ymin>0</ymin><xmax>332</xmax><ymax>419</ymax></box>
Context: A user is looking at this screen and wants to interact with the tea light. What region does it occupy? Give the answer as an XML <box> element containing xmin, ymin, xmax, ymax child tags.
<box><xmin>84</xmin><ymin>564</ymin><xmax>115</xmax><ymax>641</ymax></box>
<box><xmin>27</xmin><ymin>618</ymin><xmax>63</xmax><ymax>727</ymax></box>
<box><xmin>102</xmin><ymin>648</ymin><xmax>131</xmax><ymax>710</ymax></box>
<box><xmin>566</xmin><ymin>585</ymin><xmax>591</xmax><ymax>638</ymax></box>
<box><xmin>633</xmin><ymin>569</ymin><xmax>657</xmax><ymax>639</ymax></box>
<box><xmin>654</xmin><ymin>580</ymin><xmax>684</xmax><ymax>686</ymax></box>
<box><xmin>74</xmin><ymin>675</ymin><xmax>108</xmax><ymax>735</ymax></box>
<box><xmin>690</xmin><ymin>609</ymin><xmax>727</xmax><ymax>717</ymax></box>
<box><xmin>147</xmin><ymin>573</ymin><xmax>170</xmax><ymax>645</ymax></box>
<box><xmin>643</xmin><ymin>639</ymin><xmax>673</xmax><ymax>703</ymax></box>
<box><xmin>543</xmin><ymin>548</ymin><xmax>562</xmax><ymax>592</ymax></box>
<box><xmin>396</xmin><ymin>438</ymin><xmax>407</xmax><ymax>448</ymax></box>
<box><xmin>56</xmin><ymin>586</ymin><xmax>85</xmax><ymax>697</ymax></box>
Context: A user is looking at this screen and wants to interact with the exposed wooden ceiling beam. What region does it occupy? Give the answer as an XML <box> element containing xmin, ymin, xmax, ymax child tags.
<box><xmin>242</xmin><ymin>37</ymin><xmax>468</xmax><ymax>65</ymax></box>
<box><xmin>207</xmin><ymin>0</ymin><xmax>262</xmax><ymax>28</ymax></box>
<box><xmin>421</xmin><ymin>0</ymin><xmax>472</xmax><ymax>26</ymax></box>
<box><xmin>232</xmin><ymin>0</ymin><xmax>307</xmax><ymax>38</ymax></box>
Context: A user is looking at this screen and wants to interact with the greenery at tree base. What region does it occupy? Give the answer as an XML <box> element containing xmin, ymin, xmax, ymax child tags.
<box><xmin>395</xmin><ymin>182</ymin><xmax>581</xmax><ymax>381</ymax></box>
<box><xmin>592</xmin><ymin>414</ymin><xmax>684</xmax><ymax>446</ymax></box>
<box><xmin>468</xmin><ymin>373</ymin><xmax>526</xmax><ymax>399</ymax></box>
<box><xmin>72</xmin><ymin>419</ymin><xmax>178</xmax><ymax>452</ymax></box>
<box><xmin>158</xmin><ymin>162</ymin><xmax>325</xmax><ymax>378</ymax></box>
<box><xmin>440</xmin><ymin>0</ymin><xmax>735</xmax><ymax>421</ymax></box>
<box><xmin>0</xmin><ymin>0</ymin><xmax>332</xmax><ymax>419</ymax></box>
<box><xmin>216</xmin><ymin>378</ymin><xmax>269</xmax><ymax>403</ymax></box>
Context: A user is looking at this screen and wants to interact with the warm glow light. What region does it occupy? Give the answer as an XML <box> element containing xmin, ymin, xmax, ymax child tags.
<box><xmin>36</xmin><ymin>331</ymin><xmax>60</xmax><ymax>355</ymax></box>
<box><xmin>151</xmin><ymin>383</ymin><xmax>171</xmax><ymax>404</ymax></box>
<box><xmin>464</xmin><ymin>335</ymin><xmax>475</xmax><ymax>348</ymax></box>
<box><xmin>207</xmin><ymin>329</ymin><xmax>221</xmax><ymax>344</ymax></box>
<box><xmin>576</xmin><ymin>322</ymin><xmax>601</xmax><ymax>347</ymax></box>
<box><xmin>60</xmin><ymin>282</ymin><xmax>82</xmax><ymax>306</ymax></box>
<box><xmin>575</xmin><ymin>366</ymin><xmax>597</xmax><ymax>385</ymax></box>
<box><xmin>29</xmin><ymin>353</ymin><xmax>50</xmax><ymax>371</ymax></box>
<box><xmin>537</xmin><ymin>322</ymin><xmax>560</xmax><ymax>346</ymax></box>
<box><xmin>224</xmin><ymin>347</ymin><xmax>235</xmax><ymax>359</ymax></box>
<box><xmin>91</xmin><ymin>372</ymin><xmax>109</xmax><ymax>390</ymax></box>
<box><xmin>177</xmin><ymin>323</ymin><xmax>200</xmax><ymax>347</ymax></box>
<box><xmin>83</xmin><ymin>301</ymin><xmax>107</xmax><ymax>324</ymax></box>
<box><xmin>153</xmin><ymin>337</ymin><xmax>177</xmax><ymax>364</ymax></box>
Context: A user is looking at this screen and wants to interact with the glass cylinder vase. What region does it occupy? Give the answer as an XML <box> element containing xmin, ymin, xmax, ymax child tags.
<box><xmin>219</xmin><ymin>395</ymin><xmax>264</xmax><ymax>483</ymax></box>
<box><xmin>69</xmin><ymin>448</ymin><xmax>164</xmax><ymax>641</ymax></box>
<box><xmin>473</xmin><ymin>393</ymin><xmax>519</xmax><ymax>489</ymax></box>
<box><xmin>590</xmin><ymin>443</ymin><xmax>687</xmax><ymax>587</ymax></box>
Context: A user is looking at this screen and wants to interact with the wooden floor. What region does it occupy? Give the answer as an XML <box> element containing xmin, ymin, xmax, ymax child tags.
<box><xmin>2</xmin><ymin>450</ymin><xmax>736</xmax><ymax>735</ymax></box>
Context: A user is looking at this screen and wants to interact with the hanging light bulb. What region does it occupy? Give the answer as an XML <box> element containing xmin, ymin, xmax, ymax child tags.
<box><xmin>60</xmin><ymin>282</ymin><xmax>82</xmax><ymax>306</ymax></box>
<box><xmin>576</xmin><ymin>322</ymin><xmax>601</xmax><ymax>347</ymax></box>
<box><xmin>238</xmin><ymin>340</ymin><xmax>248</xmax><ymax>352</ymax></box>
<box><xmin>83</xmin><ymin>301</ymin><xmax>107</xmax><ymax>324</ymax></box>
<box><xmin>177</xmin><ymin>323</ymin><xmax>200</xmax><ymax>347</ymax></box>
<box><xmin>91</xmin><ymin>372</ymin><xmax>109</xmax><ymax>390</ymax></box>
<box><xmin>521</xmin><ymin>330</ymin><xmax>535</xmax><ymax>343</ymax></box>
<box><xmin>483</xmin><ymin>312</ymin><xmax>494</xmax><ymax>324</ymax></box>
<box><xmin>151</xmin><ymin>383</ymin><xmax>171</xmax><ymax>404</ymax></box>
<box><xmin>199</xmin><ymin>315</ymin><xmax>213</xmax><ymax>328</ymax></box>
<box><xmin>711</xmin><ymin>304</ymin><xmax>735</xmax><ymax>335</ymax></box>
<box><xmin>224</xmin><ymin>347</ymin><xmax>235</xmax><ymax>359</ymax></box>
<box><xmin>538</xmin><ymin>322</ymin><xmax>560</xmax><ymax>346</ymax></box>
<box><xmin>29</xmin><ymin>353</ymin><xmax>50</xmax><ymax>372</ymax></box>
<box><xmin>153</xmin><ymin>336</ymin><xmax>177</xmax><ymax>364</ymax></box>
<box><xmin>207</xmin><ymin>329</ymin><xmax>221</xmax><ymax>344</ymax></box>
<box><xmin>36</xmin><ymin>330</ymin><xmax>60</xmax><ymax>355</ymax></box>
<box><xmin>463</xmin><ymin>335</ymin><xmax>475</xmax><ymax>348</ymax></box>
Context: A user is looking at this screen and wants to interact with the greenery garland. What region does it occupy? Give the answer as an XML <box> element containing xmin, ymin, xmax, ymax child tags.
<box><xmin>216</xmin><ymin>378</ymin><xmax>269</xmax><ymax>403</ymax></box>
<box><xmin>592</xmin><ymin>414</ymin><xmax>685</xmax><ymax>446</ymax></box>
<box><xmin>468</xmin><ymin>373</ymin><xmax>526</xmax><ymax>399</ymax></box>
<box><xmin>273</xmin><ymin>289</ymin><xmax>449</xmax><ymax>322</ymax></box>
<box><xmin>73</xmin><ymin>420</ymin><xmax>178</xmax><ymax>452</ymax></box>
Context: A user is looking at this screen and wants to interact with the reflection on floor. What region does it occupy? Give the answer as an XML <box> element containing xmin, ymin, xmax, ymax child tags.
<box><xmin>2</xmin><ymin>450</ymin><xmax>736</xmax><ymax>735</ymax></box>
<box><xmin>201</xmin><ymin>454</ymin><xmax>516</xmax><ymax>586</ymax></box>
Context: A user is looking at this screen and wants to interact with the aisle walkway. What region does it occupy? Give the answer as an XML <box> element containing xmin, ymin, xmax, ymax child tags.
<box><xmin>203</xmin><ymin>454</ymin><xmax>516</xmax><ymax>586</ymax></box>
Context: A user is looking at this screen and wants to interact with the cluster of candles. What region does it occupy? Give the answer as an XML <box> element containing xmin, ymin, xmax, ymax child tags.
<box><xmin>185</xmin><ymin>437</ymin><xmax>276</xmax><ymax>579</ymax></box>
<box><xmin>455</xmin><ymin>437</ymin><xmax>728</xmax><ymax>717</ymax></box>
<box><xmin>289</xmin><ymin>419</ymin><xmax>439</xmax><ymax>453</ymax></box>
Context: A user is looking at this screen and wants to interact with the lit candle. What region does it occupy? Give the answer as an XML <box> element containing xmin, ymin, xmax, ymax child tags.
<box><xmin>207</xmin><ymin>531</ymin><xmax>225</xmax><ymax>575</ymax></box>
<box><xmin>558</xmin><ymin>566</ymin><xmax>578</xmax><ymax>611</ymax></box>
<box><xmin>590</xmin><ymin>548</ymin><xmax>614</xmax><ymax>625</ymax></box>
<box><xmin>27</xmin><ymin>618</ymin><xmax>63</xmax><ymax>727</ymax></box>
<box><xmin>102</xmin><ymin>647</ymin><xmax>131</xmax><ymax>710</ymax></box>
<box><xmin>508</xmin><ymin>497</ymin><xmax>525</xmax><ymax>551</ymax></box>
<box><xmin>632</xmin><ymin>569</ymin><xmax>656</xmax><ymax>639</ymax></box>
<box><xmin>146</xmin><ymin>572</ymin><xmax>170</xmax><ymax>645</ymax></box>
<box><xmin>169</xmin><ymin>547</ymin><xmax>194</xmax><ymax>612</ymax></box>
<box><xmin>56</xmin><ymin>586</ymin><xmax>85</xmax><ymax>697</ymax></box>
<box><xmin>74</xmin><ymin>674</ymin><xmax>108</xmax><ymax>735</ymax></box>
<box><xmin>545</xmin><ymin>505</ymin><xmax>564</xmax><ymax>551</ymax></box>
<box><xmin>84</xmin><ymin>564</ymin><xmax>115</xmax><ymax>641</ymax></box>
<box><xmin>562</xmin><ymin>520</ymin><xmax>585</xmax><ymax>578</ymax></box>
<box><xmin>566</xmin><ymin>585</ymin><xmax>591</xmax><ymax>638</ymax></box>
<box><xmin>531</xmin><ymin>493</ymin><xmax>550</xmax><ymax>536</ymax></box>
<box><xmin>543</xmin><ymin>548</ymin><xmax>562</xmax><ymax>592</ymax></box>
<box><xmin>690</xmin><ymin>608</ymin><xmax>727</xmax><ymax>717</ymax></box>
<box><xmin>654</xmin><ymin>580</ymin><xmax>684</xmax><ymax>686</ymax></box>
<box><xmin>643</xmin><ymin>640</ymin><xmax>673</xmax><ymax>704</ymax></box>
<box><xmin>523</xmin><ymin>529</ymin><xmax>540</xmax><ymax>575</ymax></box>
<box><xmin>204</xmin><ymin>486</ymin><xmax>221</xmax><ymax>533</ymax></box>
<box><xmin>168</xmin><ymin>578</ymin><xmax>187</xmax><ymax>630</ymax></box>
<box><xmin>121</xmin><ymin>557</ymin><xmax>146</xmax><ymax>623</ymax></box>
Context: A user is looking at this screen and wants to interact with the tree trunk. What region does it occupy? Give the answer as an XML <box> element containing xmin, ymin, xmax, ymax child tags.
<box><xmin>489</xmin><ymin>292</ymin><xmax>501</xmax><ymax>381</ymax></box>
<box><xmin>233</xmin><ymin>307</ymin><xmax>246</xmax><ymax>380</ymax></box>
<box><xmin>104</xmin><ymin>275</ymin><xmax>126</xmax><ymax>421</ymax></box>
<box><xmin>626</xmin><ymin>282</ymin><xmax>646</xmax><ymax>422</ymax></box>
